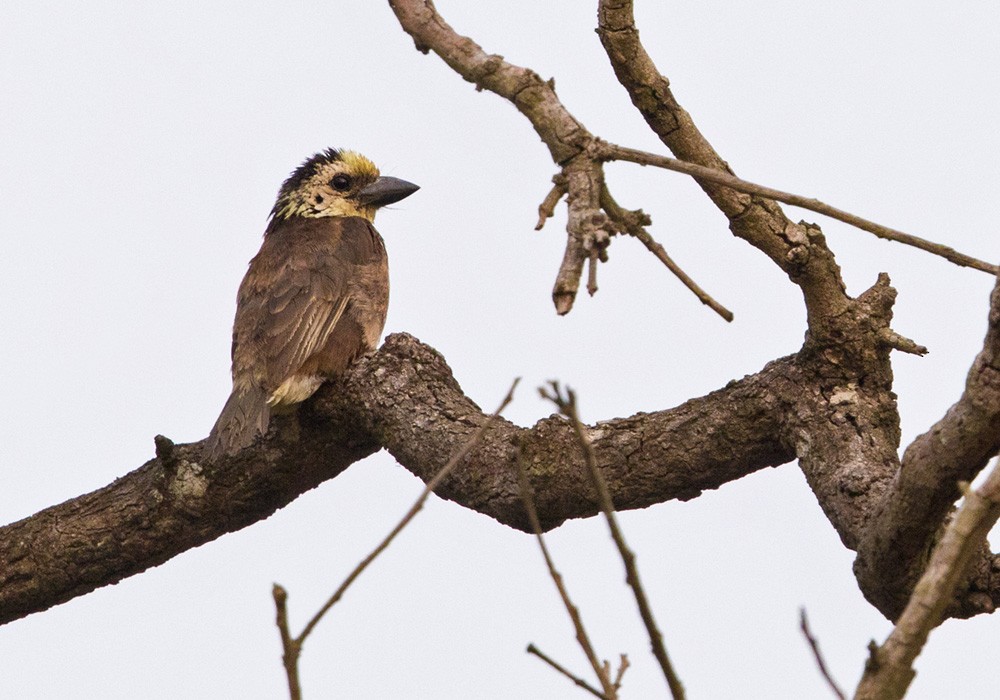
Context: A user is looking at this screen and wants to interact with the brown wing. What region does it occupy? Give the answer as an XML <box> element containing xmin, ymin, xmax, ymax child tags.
<box><xmin>230</xmin><ymin>216</ymin><xmax>388</xmax><ymax>402</ymax></box>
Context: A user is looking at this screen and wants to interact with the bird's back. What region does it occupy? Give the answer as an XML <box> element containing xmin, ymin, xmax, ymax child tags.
<box><xmin>206</xmin><ymin>216</ymin><xmax>389</xmax><ymax>459</ymax></box>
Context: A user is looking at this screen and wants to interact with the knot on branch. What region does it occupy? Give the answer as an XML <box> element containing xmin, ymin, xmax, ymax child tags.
<box><xmin>470</xmin><ymin>53</ymin><xmax>505</xmax><ymax>91</ymax></box>
<box><xmin>800</xmin><ymin>273</ymin><xmax>910</xmax><ymax>374</ymax></box>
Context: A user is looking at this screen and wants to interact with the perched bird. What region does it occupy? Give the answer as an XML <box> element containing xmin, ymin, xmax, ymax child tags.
<box><xmin>205</xmin><ymin>148</ymin><xmax>419</xmax><ymax>460</ymax></box>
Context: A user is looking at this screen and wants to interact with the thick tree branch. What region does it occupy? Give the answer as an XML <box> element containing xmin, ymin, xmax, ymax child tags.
<box><xmin>0</xmin><ymin>334</ymin><xmax>793</xmax><ymax>626</ymax></box>
<box><xmin>593</xmin><ymin>0</ymin><xmax>1000</xmax><ymax>624</ymax></box>
<box><xmin>0</xmin><ymin>397</ymin><xmax>377</xmax><ymax>626</ymax></box>
<box><xmin>855</xmin><ymin>270</ymin><xmax>1000</xmax><ymax>619</ymax></box>
<box><xmin>784</xmin><ymin>276</ymin><xmax>904</xmax><ymax>551</ymax></box>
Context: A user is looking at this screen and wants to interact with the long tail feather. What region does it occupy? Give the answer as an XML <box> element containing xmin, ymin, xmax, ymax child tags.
<box><xmin>204</xmin><ymin>386</ymin><xmax>270</xmax><ymax>461</ymax></box>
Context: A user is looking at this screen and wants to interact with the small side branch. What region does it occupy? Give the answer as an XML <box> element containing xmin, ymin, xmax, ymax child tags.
<box><xmin>600</xmin><ymin>184</ymin><xmax>733</xmax><ymax>322</ymax></box>
<box><xmin>526</xmin><ymin>643</ymin><xmax>607</xmax><ymax>700</ymax></box>
<box><xmin>541</xmin><ymin>382</ymin><xmax>686</xmax><ymax>700</ymax></box>
<box><xmin>599</xmin><ymin>142</ymin><xmax>998</xmax><ymax>276</ymax></box>
<box><xmin>799</xmin><ymin>608</ymin><xmax>846</xmax><ymax>700</ymax></box>
<box><xmin>517</xmin><ymin>449</ymin><xmax>620</xmax><ymax>699</ymax></box>
<box><xmin>273</xmin><ymin>584</ymin><xmax>302</xmax><ymax>700</ymax></box>
<box><xmin>536</xmin><ymin>175</ymin><xmax>568</xmax><ymax>230</ymax></box>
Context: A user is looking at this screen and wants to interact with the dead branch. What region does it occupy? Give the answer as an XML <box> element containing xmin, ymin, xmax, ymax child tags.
<box><xmin>599</xmin><ymin>183</ymin><xmax>734</xmax><ymax>321</ymax></box>
<box><xmin>388</xmin><ymin>0</ymin><xmax>737</xmax><ymax>317</ymax></box>
<box><xmin>598</xmin><ymin>142</ymin><xmax>997</xmax><ymax>276</ymax></box>
<box><xmin>800</xmin><ymin>608</ymin><xmax>847</xmax><ymax>700</ymax></box>
<box><xmin>542</xmin><ymin>383</ymin><xmax>685</xmax><ymax>700</ymax></box>
<box><xmin>526</xmin><ymin>643</ymin><xmax>607</xmax><ymax>700</ymax></box>
<box><xmin>518</xmin><ymin>450</ymin><xmax>619</xmax><ymax>699</ymax></box>
<box><xmin>855</xmin><ymin>270</ymin><xmax>1000</xmax><ymax>619</ymax></box>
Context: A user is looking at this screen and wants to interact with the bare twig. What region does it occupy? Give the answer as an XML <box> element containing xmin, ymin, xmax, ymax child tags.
<box><xmin>799</xmin><ymin>608</ymin><xmax>847</xmax><ymax>700</ymax></box>
<box><xmin>273</xmin><ymin>584</ymin><xmax>302</xmax><ymax>700</ymax></box>
<box><xmin>555</xmin><ymin>159</ymin><xmax>607</xmax><ymax>314</ymax></box>
<box><xmin>272</xmin><ymin>378</ymin><xmax>519</xmax><ymax>698</ymax></box>
<box><xmin>611</xmin><ymin>654</ymin><xmax>630</xmax><ymax>691</ymax></box>
<box><xmin>600</xmin><ymin>184</ymin><xmax>734</xmax><ymax>322</ymax></box>
<box><xmin>536</xmin><ymin>175</ymin><xmax>568</xmax><ymax>230</ymax></box>
<box><xmin>877</xmin><ymin>328</ymin><xmax>928</xmax><ymax>356</ymax></box>
<box><xmin>541</xmin><ymin>382</ymin><xmax>686</xmax><ymax>700</ymax></box>
<box><xmin>598</xmin><ymin>142</ymin><xmax>998</xmax><ymax>276</ymax></box>
<box><xmin>587</xmin><ymin>250</ymin><xmax>599</xmax><ymax>296</ymax></box>
<box><xmin>517</xmin><ymin>450</ymin><xmax>618</xmax><ymax>699</ymax></box>
<box><xmin>855</xmin><ymin>459</ymin><xmax>1000</xmax><ymax>700</ymax></box>
<box><xmin>526</xmin><ymin>643</ymin><xmax>607</xmax><ymax>700</ymax></box>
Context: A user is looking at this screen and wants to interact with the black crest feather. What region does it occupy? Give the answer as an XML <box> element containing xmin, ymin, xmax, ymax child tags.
<box><xmin>270</xmin><ymin>148</ymin><xmax>342</xmax><ymax>219</ymax></box>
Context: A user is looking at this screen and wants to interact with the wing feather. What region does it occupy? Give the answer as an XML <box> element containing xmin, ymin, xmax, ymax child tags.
<box><xmin>230</xmin><ymin>217</ymin><xmax>382</xmax><ymax>394</ymax></box>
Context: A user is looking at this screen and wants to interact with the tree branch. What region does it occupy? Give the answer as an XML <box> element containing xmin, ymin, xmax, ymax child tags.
<box><xmin>518</xmin><ymin>449</ymin><xmax>619</xmax><ymax>699</ymax></box>
<box><xmin>273</xmin><ymin>380</ymin><xmax>517</xmax><ymax>698</ymax></box>
<box><xmin>0</xmin><ymin>333</ymin><xmax>794</xmax><ymax>626</ymax></box>
<box><xmin>595</xmin><ymin>0</ymin><xmax>850</xmax><ymax>327</ymax></box>
<box><xmin>799</xmin><ymin>608</ymin><xmax>847</xmax><ymax>700</ymax></box>
<box><xmin>542</xmin><ymin>383</ymin><xmax>685</xmax><ymax>699</ymax></box>
<box><xmin>855</xmin><ymin>270</ymin><xmax>1000</xmax><ymax>619</ymax></box>
<box><xmin>599</xmin><ymin>142</ymin><xmax>997</xmax><ymax>276</ymax></box>
<box><xmin>855</xmin><ymin>460</ymin><xmax>1000</xmax><ymax>700</ymax></box>
<box><xmin>388</xmin><ymin>0</ymin><xmax>736</xmax><ymax>317</ymax></box>
<box><xmin>593</xmin><ymin>0</ymin><xmax>1000</xmax><ymax>624</ymax></box>
<box><xmin>599</xmin><ymin>183</ymin><xmax>733</xmax><ymax>321</ymax></box>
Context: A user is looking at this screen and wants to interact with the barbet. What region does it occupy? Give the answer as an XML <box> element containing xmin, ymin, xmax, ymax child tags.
<box><xmin>206</xmin><ymin>149</ymin><xmax>418</xmax><ymax>459</ymax></box>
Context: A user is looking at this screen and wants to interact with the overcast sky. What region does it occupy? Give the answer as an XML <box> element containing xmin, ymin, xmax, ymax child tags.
<box><xmin>1</xmin><ymin>2</ymin><xmax>998</xmax><ymax>698</ymax></box>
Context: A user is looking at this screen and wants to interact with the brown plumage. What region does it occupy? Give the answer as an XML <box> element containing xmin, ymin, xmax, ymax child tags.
<box><xmin>205</xmin><ymin>149</ymin><xmax>418</xmax><ymax>459</ymax></box>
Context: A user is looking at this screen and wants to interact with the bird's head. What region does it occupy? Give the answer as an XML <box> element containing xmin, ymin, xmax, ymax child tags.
<box><xmin>269</xmin><ymin>148</ymin><xmax>419</xmax><ymax>224</ymax></box>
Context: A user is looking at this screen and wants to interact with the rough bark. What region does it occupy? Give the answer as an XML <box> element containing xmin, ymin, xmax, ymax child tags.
<box><xmin>855</xmin><ymin>272</ymin><xmax>1000</xmax><ymax>619</ymax></box>
<box><xmin>3</xmin><ymin>0</ymin><xmax>999</xmax><ymax>644</ymax></box>
<box><xmin>593</xmin><ymin>0</ymin><xmax>1000</xmax><ymax>623</ymax></box>
<box><xmin>0</xmin><ymin>333</ymin><xmax>793</xmax><ymax>626</ymax></box>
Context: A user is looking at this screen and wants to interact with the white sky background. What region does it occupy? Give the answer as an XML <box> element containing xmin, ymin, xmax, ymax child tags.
<box><xmin>1</xmin><ymin>1</ymin><xmax>997</xmax><ymax>697</ymax></box>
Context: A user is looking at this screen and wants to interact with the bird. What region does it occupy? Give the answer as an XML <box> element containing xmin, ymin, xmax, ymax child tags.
<box><xmin>205</xmin><ymin>148</ymin><xmax>419</xmax><ymax>460</ymax></box>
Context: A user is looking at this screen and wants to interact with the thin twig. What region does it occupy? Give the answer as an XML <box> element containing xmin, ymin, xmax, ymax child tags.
<box><xmin>587</xmin><ymin>250</ymin><xmax>599</xmax><ymax>296</ymax></box>
<box><xmin>273</xmin><ymin>584</ymin><xmax>302</xmax><ymax>700</ymax></box>
<box><xmin>272</xmin><ymin>379</ymin><xmax>519</xmax><ymax>698</ymax></box>
<box><xmin>600</xmin><ymin>184</ymin><xmax>734</xmax><ymax>322</ymax></box>
<box><xmin>517</xmin><ymin>450</ymin><xmax>618</xmax><ymax>699</ymax></box>
<box><xmin>297</xmin><ymin>378</ymin><xmax>519</xmax><ymax>643</ymax></box>
<box><xmin>855</xmin><ymin>458</ymin><xmax>1000</xmax><ymax>700</ymax></box>
<box><xmin>612</xmin><ymin>654</ymin><xmax>630</xmax><ymax>692</ymax></box>
<box><xmin>526</xmin><ymin>643</ymin><xmax>607</xmax><ymax>700</ymax></box>
<box><xmin>536</xmin><ymin>175</ymin><xmax>568</xmax><ymax>230</ymax></box>
<box><xmin>598</xmin><ymin>142</ymin><xmax>998</xmax><ymax>276</ymax></box>
<box><xmin>541</xmin><ymin>383</ymin><xmax>686</xmax><ymax>700</ymax></box>
<box><xmin>799</xmin><ymin>608</ymin><xmax>846</xmax><ymax>700</ymax></box>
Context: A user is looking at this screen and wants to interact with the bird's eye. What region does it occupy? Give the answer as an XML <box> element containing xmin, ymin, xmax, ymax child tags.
<box><xmin>330</xmin><ymin>174</ymin><xmax>352</xmax><ymax>191</ymax></box>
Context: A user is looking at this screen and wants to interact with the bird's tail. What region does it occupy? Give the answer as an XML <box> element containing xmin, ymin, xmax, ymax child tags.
<box><xmin>204</xmin><ymin>385</ymin><xmax>270</xmax><ymax>461</ymax></box>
